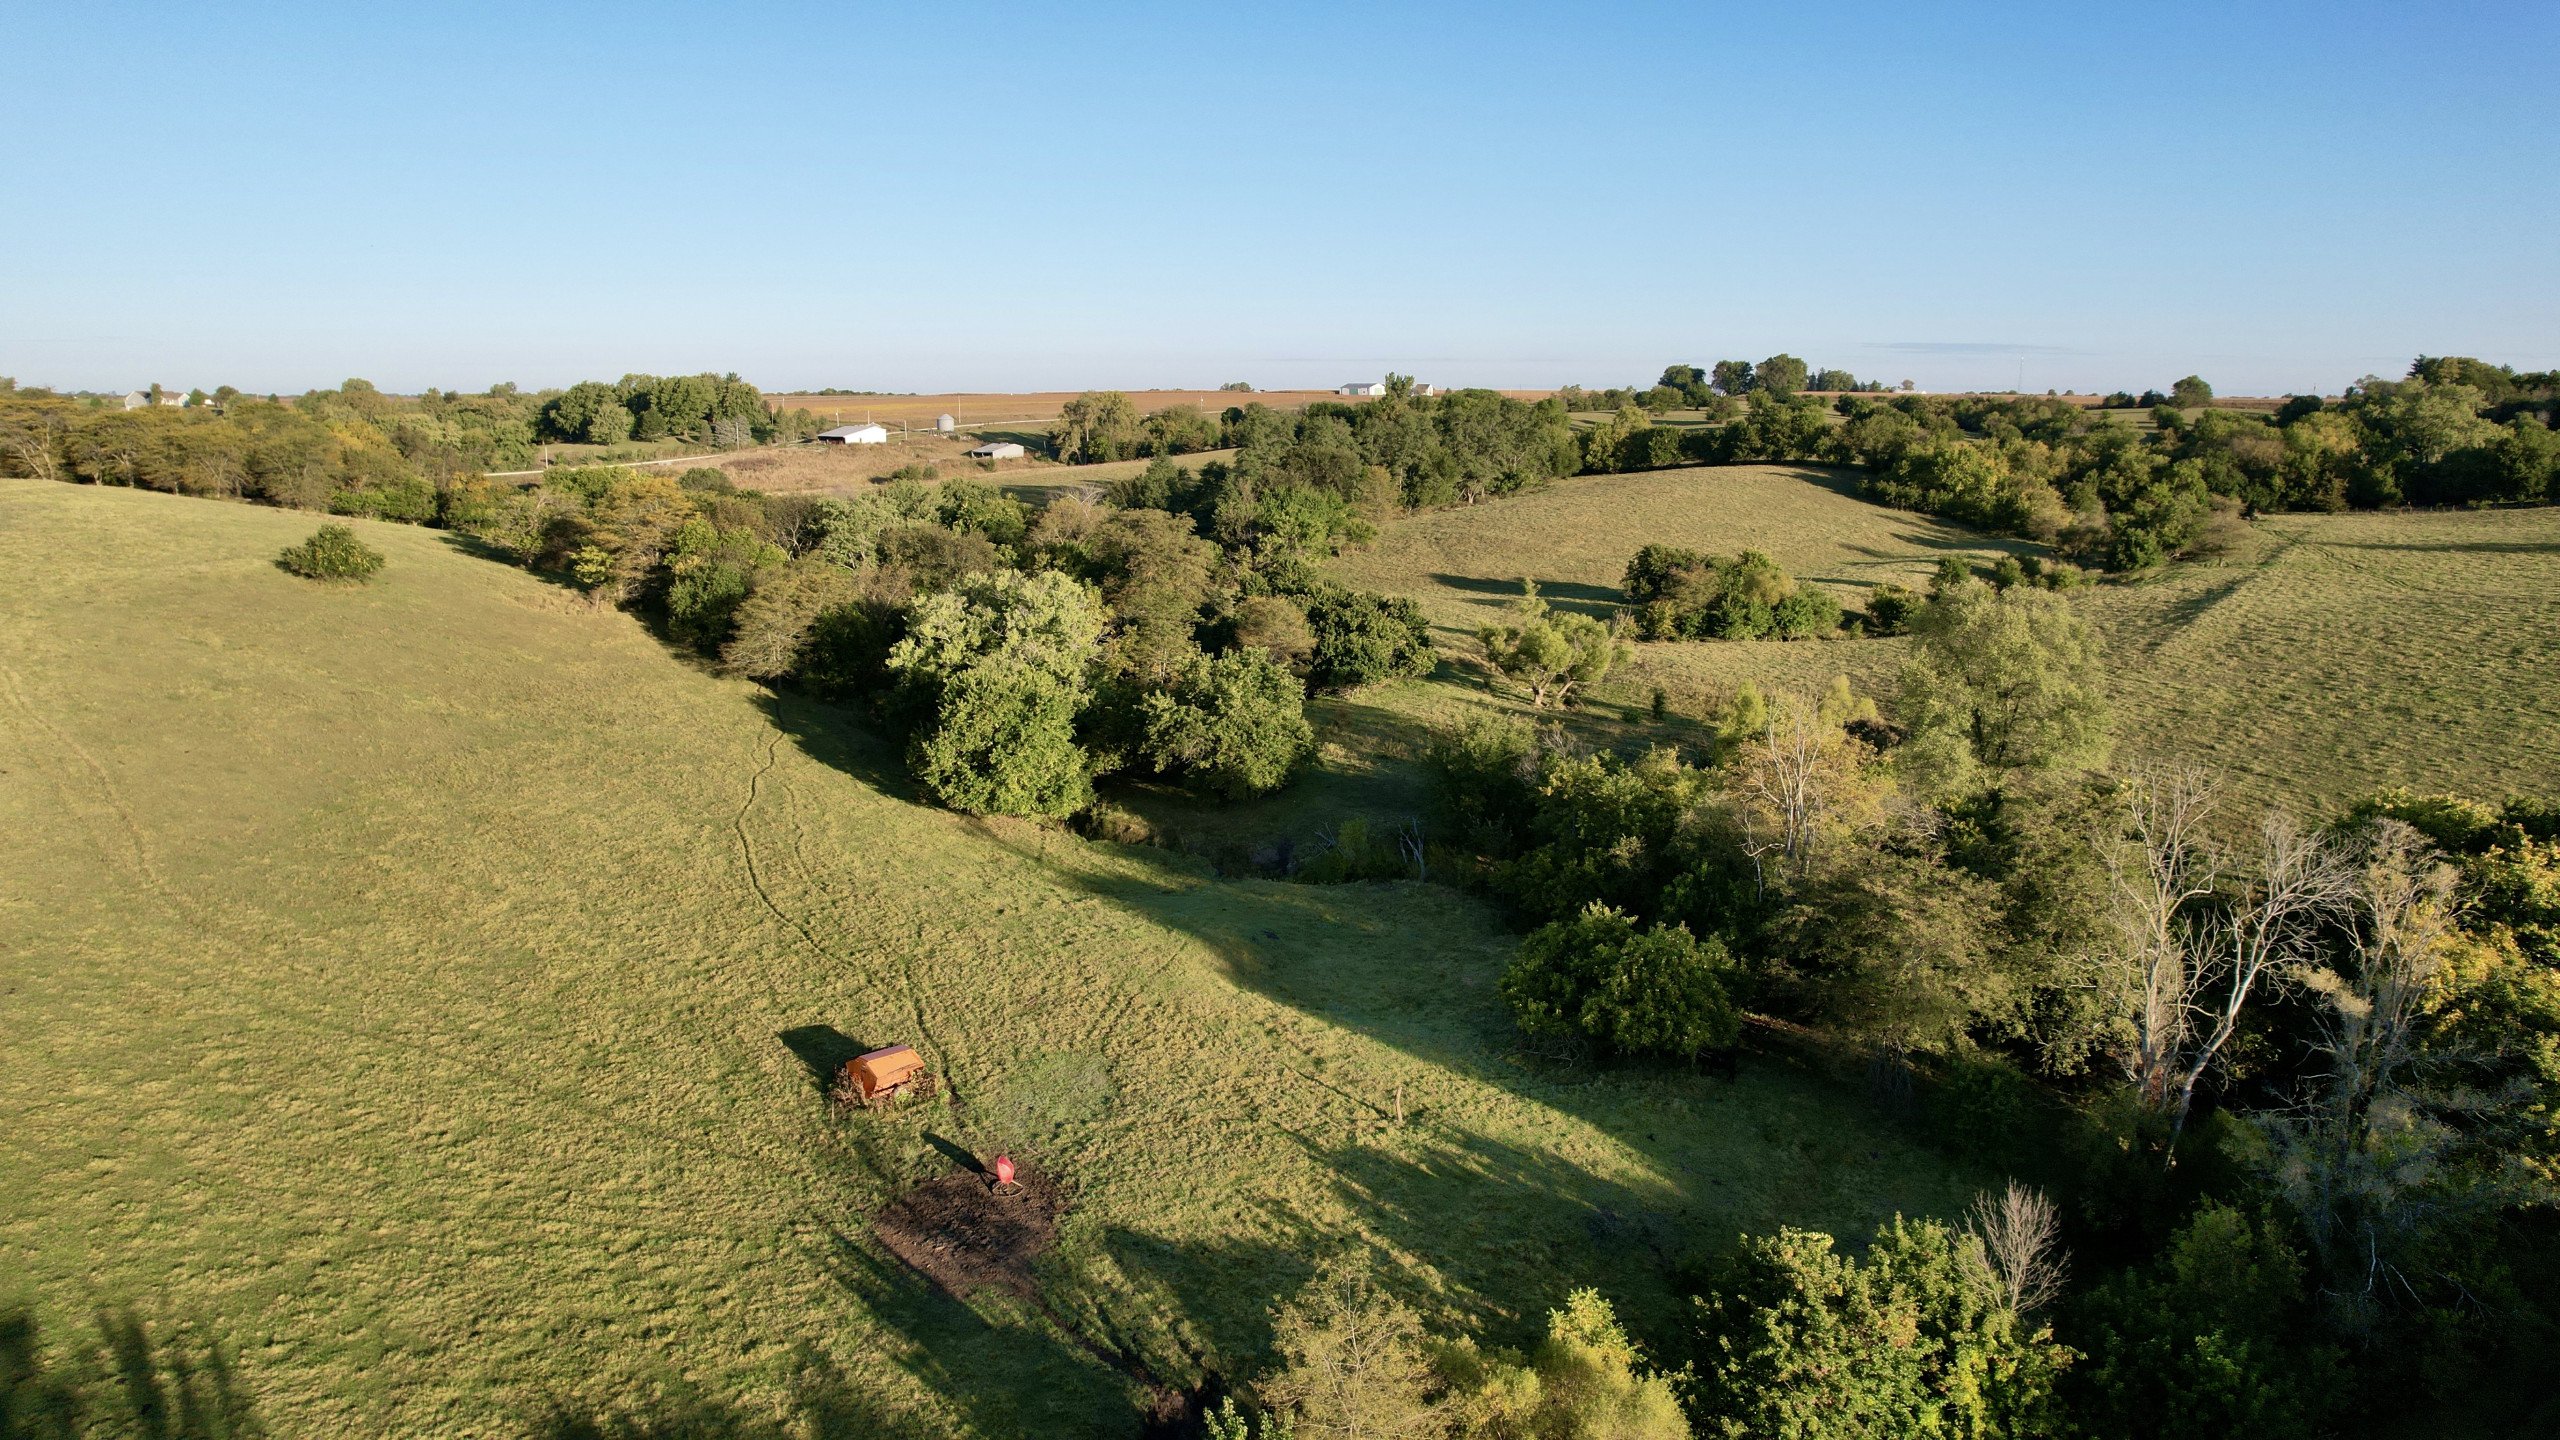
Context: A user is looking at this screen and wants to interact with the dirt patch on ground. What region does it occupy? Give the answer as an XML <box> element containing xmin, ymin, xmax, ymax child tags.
<box><xmin>873</xmin><ymin>1165</ymin><xmax>1071</xmax><ymax>1302</ymax></box>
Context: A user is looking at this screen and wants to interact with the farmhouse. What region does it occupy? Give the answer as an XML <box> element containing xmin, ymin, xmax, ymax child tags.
<box><xmin>817</xmin><ymin>423</ymin><xmax>890</xmax><ymax>445</ymax></box>
<box><xmin>1339</xmin><ymin>380</ymin><xmax>1389</xmax><ymax>397</ymax></box>
<box><xmin>121</xmin><ymin>389</ymin><xmax>183</xmax><ymax>410</ymax></box>
<box><xmin>966</xmin><ymin>441</ymin><xmax>1026</xmax><ymax>460</ymax></box>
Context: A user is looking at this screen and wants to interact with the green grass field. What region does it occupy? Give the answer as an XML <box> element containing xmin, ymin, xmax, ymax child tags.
<box><xmin>0</xmin><ymin>481</ymin><xmax>1987</xmax><ymax>1437</ymax></box>
<box><xmin>1321</xmin><ymin>464</ymin><xmax>2560</xmax><ymax>817</ymax></box>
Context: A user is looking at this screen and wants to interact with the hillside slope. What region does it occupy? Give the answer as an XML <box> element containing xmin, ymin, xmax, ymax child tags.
<box><xmin>1328</xmin><ymin>466</ymin><xmax>2560</xmax><ymax>813</ymax></box>
<box><xmin>0</xmin><ymin>481</ymin><xmax>1982</xmax><ymax>1437</ymax></box>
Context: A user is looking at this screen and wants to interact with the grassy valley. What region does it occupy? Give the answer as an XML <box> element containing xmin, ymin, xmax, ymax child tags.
<box><xmin>0</xmin><ymin>479</ymin><xmax>1987</xmax><ymax>1436</ymax></box>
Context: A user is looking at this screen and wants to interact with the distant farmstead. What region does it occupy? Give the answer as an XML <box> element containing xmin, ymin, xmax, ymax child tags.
<box><xmin>121</xmin><ymin>389</ymin><xmax>183</xmax><ymax>410</ymax></box>
<box><xmin>818</xmin><ymin>423</ymin><xmax>890</xmax><ymax>445</ymax></box>
<box><xmin>1339</xmin><ymin>380</ymin><xmax>1389</xmax><ymax>397</ymax></box>
<box><xmin>966</xmin><ymin>441</ymin><xmax>1026</xmax><ymax>460</ymax></box>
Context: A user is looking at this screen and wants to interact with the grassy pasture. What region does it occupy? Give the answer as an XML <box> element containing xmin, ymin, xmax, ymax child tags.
<box><xmin>2086</xmin><ymin>508</ymin><xmax>2560</xmax><ymax>810</ymax></box>
<box><xmin>1317</xmin><ymin>465</ymin><xmax>2560</xmax><ymax>817</ymax></box>
<box><xmin>0</xmin><ymin>481</ymin><xmax>1986</xmax><ymax>1437</ymax></box>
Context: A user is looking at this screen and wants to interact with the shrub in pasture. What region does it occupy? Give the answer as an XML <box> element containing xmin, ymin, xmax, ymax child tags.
<box><xmin>276</xmin><ymin>523</ymin><xmax>384</xmax><ymax>582</ymax></box>
<box><xmin>1500</xmin><ymin>901</ymin><xmax>1740</xmax><ymax>1061</ymax></box>
<box><xmin>1477</xmin><ymin>582</ymin><xmax>1628</xmax><ymax>707</ymax></box>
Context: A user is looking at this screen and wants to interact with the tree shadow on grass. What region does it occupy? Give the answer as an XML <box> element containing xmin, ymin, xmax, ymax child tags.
<box><xmin>1</xmin><ymin>1305</ymin><xmax>265</xmax><ymax>1440</ymax></box>
<box><xmin>817</xmin><ymin>1214</ymin><xmax>1324</xmax><ymax>1438</ymax></box>
<box><xmin>1426</xmin><ymin>574</ymin><xmax>1621</xmax><ymax>618</ymax></box>
<box><xmin>528</xmin><ymin>1351</ymin><xmax>940</xmax><ymax>1440</ymax></box>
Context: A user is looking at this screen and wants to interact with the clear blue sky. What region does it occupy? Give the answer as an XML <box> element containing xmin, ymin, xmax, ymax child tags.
<box><xmin>3</xmin><ymin>2</ymin><xmax>2553</xmax><ymax>397</ymax></box>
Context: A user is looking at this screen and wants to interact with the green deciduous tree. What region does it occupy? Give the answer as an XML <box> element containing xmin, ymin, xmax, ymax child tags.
<box><xmin>888</xmin><ymin>570</ymin><xmax>1108</xmax><ymax>816</ymax></box>
<box><xmin>1896</xmin><ymin>581</ymin><xmax>2109</xmax><ymax>792</ymax></box>
<box><xmin>1478</xmin><ymin>582</ymin><xmax>1629</xmax><ymax>708</ymax></box>
<box><xmin>1139</xmin><ymin>648</ymin><xmax>1314</xmax><ymax>799</ymax></box>
<box><xmin>1690</xmin><ymin>1217</ymin><xmax>2071</xmax><ymax>1440</ymax></box>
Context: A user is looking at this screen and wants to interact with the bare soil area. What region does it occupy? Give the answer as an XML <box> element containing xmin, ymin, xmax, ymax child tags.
<box><xmin>872</xmin><ymin>1164</ymin><xmax>1072</xmax><ymax>1302</ymax></box>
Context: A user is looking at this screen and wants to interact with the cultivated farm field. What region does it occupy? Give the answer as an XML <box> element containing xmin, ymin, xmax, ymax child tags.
<box><xmin>0</xmin><ymin>480</ymin><xmax>1987</xmax><ymax>1437</ymax></box>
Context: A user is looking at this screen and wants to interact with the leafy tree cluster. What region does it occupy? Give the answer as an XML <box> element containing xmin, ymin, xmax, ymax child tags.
<box><xmin>0</xmin><ymin>376</ymin><xmax>824</xmax><ymax>521</ymax></box>
<box><xmin>1829</xmin><ymin>358</ymin><xmax>2560</xmax><ymax>568</ymax></box>
<box><xmin>1620</xmin><ymin>544</ymin><xmax>1844</xmax><ymax>641</ymax></box>
<box><xmin>1425</xmin><ymin>576</ymin><xmax>2560</xmax><ymax>1436</ymax></box>
<box><xmin>1214</xmin><ymin>1263</ymin><xmax>1690</xmax><ymax>1440</ymax></box>
<box><xmin>534</xmin><ymin>372</ymin><xmax>778</xmax><ymax>447</ymax></box>
<box><xmin>442</xmin><ymin>466</ymin><xmax>1327</xmax><ymax>817</ymax></box>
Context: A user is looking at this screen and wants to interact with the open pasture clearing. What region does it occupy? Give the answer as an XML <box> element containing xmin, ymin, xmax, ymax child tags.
<box><xmin>1330</xmin><ymin>463</ymin><xmax>2032</xmax><ymax>636</ymax></box>
<box><xmin>1323</xmin><ymin>465</ymin><xmax>2560</xmax><ymax>817</ymax></box>
<box><xmin>2085</xmin><ymin>507</ymin><xmax>2560</xmax><ymax>811</ymax></box>
<box><xmin>0</xmin><ymin>481</ymin><xmax>1984</xmax><ymax>1436</ymax></box>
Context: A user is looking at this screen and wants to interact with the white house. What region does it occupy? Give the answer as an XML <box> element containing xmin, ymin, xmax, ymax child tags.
<box><xmin>121</xmin><ymin>389</ymin><xmax>184</xmax><ymax>410</ymax></box>
<box><xmin>817</xmin><ymin>423</ymin><xmax>890</xmax><ymax>445</ymax></box>
<box><xmin>1339</xmin><ymin>380</ymin><xmax>1389</xmax><ymax>397</ymax></box>
<box><xmin>966</xmin><ymin>441</ymin><xmax>1026</xmax><ymax>460</ymax></box>
<box><xmin>1412</xmin><ymin>383</ymin><xmax>1438</xmax><ymax>397</ymax></box>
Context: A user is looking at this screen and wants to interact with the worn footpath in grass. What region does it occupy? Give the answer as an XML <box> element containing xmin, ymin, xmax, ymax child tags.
<box><xmin>0</xmin><ymin>481</ymin><xmax>1987</xmax><ymax>1437</ymax></box>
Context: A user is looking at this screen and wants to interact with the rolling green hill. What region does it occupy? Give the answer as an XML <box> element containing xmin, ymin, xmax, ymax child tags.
<box><xmin>1327</xmin><ymin>464</ymin><xmax>2560</xmax><ymax>814</ymax></box>
<box><xmin>0</xmin><ymin>480</ymin><xmax>1984</xmax><ymax>1437</ymax></box>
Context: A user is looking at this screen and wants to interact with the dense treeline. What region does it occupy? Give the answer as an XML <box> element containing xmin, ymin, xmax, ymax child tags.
<box><xmin>436</xmin><ymin>461</ymin><xmax>1432</xmax><ymax>816</ymax></box>
<box><xmin>1558</xmin><ymin>355</ymin><xmax>2560</xmax><ymax>573</ymax></box>
<box><xmin>1340</xmin><ymin>577</ymin><xmax>2560</xmax><ymax>1439</ymax></box>
<box><xmin>0</xmin><ymin>374</ymin><xmax>825</xmax><ymax>518</ymax></box>
<box><xmin>1558</xmin><ymin>356</ymin><xmax>1898</xmax><ymax>416</ymax></box>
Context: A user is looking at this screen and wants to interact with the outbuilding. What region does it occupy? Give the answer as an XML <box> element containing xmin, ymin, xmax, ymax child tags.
<box><xmin>817</xmin><ymin>423</ymin><xmax>890</xmax><ymax>445</ymax></box>
<box><xmin>966</xmin><ymin>441</ymin><xmax>1026</xmax><ymax>460</ymax></box>
<box><xmin>935</xmin><ymin>413</ymin><xmax>957</xmax><ymax>433</ymax></box>
<box><xmin>1339</xmin><ymin>380</ymin><xmax>1389</xmax><ymax>397</ymax></box>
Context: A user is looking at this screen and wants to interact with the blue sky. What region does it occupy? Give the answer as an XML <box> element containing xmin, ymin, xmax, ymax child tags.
<box><xmin>3</xmin><ymin>2</ymin><xmax>2553</xmax><ymax>396</ymax></box>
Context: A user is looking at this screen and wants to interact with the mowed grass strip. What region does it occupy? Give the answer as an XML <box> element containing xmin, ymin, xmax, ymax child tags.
<box><xmin>0</xmin><ymin>481</ymin><xmax>1983</xmax><ymax>1437</ymax></box>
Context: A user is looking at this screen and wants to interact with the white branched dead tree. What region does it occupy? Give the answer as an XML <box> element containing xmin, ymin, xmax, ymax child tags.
<box><xmin>2093</xmin><ymin>766</ymin><xmax>2353</xmax><ymax>1150</ymax></box>
<box><xmin>1966</xmin><ymin>1180</ymin><xmax>2068</xmax><ymax>1317</ymax></box>
<box><xmin>1733</xmin><ymin>691</ymin><xmax>1884</xmax><ymax>895</ymax></box>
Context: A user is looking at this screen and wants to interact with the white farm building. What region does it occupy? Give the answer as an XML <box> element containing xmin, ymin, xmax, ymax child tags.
<box><xmin>966</xmin><ymin>441</ymin><xmax>1026</xmax><ymax>460</ymax></box>
<box><xmin>817</xmin><ymin>423</ymin><xmax>890</xmax><ymax>445</ymax></box>
<box><xmin>1339</xmin><ymin>380</ymin><xmax>1389</xmax><ymax>397</ymax></box>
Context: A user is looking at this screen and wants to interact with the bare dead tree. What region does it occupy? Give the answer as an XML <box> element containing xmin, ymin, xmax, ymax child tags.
<box><xmin>1966</xmin><ymin>1180</ymin><xmax>2068</xmax><ymax>1317</ymax></box>
<box><xmin>2092</xmin><ymin>765</ymin><xmax>2222</xmax><ymax>1115</ymax></box>
<box><xmin>2092</xmin><ymin>767</ymin><xmax>2353</xmax><ymax>1151</ymax></box>
<box><xmin>2164</xmin><ymin>809</ymin><xmax>2354</xmax><ymax>1140</ymax></box>
<box><xmin>1732</xmin><ymin>691</ymin><xmax>1883</xmax><ymax>896</ymax></box>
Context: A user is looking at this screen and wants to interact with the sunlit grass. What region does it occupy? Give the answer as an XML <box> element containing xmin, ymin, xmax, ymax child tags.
<box><xmin>0</xmin><ymin>480</ymin><xmax>1988</xmax><ymax>1437</ymax></box>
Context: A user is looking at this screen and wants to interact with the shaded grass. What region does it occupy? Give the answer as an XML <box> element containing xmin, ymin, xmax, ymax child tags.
<box><xmin>0</xmin><ymin>481</ymin><xmax>1987</xmax><ymax>1436</ymax></box>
